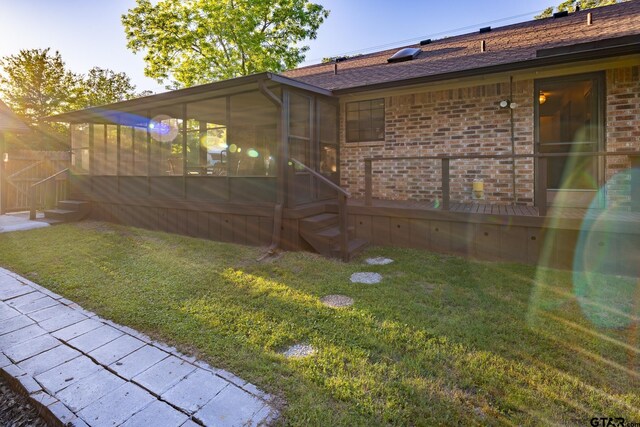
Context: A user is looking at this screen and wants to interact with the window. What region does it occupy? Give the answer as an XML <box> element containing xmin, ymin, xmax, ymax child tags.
<box><xmin>71</xmin><ymin>124</ymin><xmax>90</xmax><ymax>173</ymax></box>
<box><xmin>346</xmin><ymin>98</ymin><xmax>384</xmax><ymax>142</ymax></box>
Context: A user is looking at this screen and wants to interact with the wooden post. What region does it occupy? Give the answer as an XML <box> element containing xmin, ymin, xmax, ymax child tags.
<box><xmin>0</xmin><ymin>132</ymin><xmax>5</xmax><ymax>215</ymax></box>
<box><xmin>537</xmin><ymin>156</ymin><xmax>548</xmax><ymax>217</ymax></box>
<box><xmin>29</xmin><ymin>185</ymin><xmax>36</xmax><ymax>220</ymax></box>
<box><xmin>365</xmin><ymin>159</ymin><xmax>372</xmax><ymax>206</ymax></box>
<box><xmin>338</xmin><ymin>192</ymin><xmax>348</xmax><ymax>262</ymax></box>
<box><xmin>441</xmin><ymin>158</ymin><xmax>450</xmax><ymax>211</ymax></box>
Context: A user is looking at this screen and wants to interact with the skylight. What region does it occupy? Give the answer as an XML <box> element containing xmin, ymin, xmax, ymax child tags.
<box><xmin>387</xmin><ymin>48</ymin><xmax>421</xmax><ymax>63</ymax></box>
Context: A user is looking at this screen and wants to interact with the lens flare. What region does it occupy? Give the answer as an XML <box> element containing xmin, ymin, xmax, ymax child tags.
<box><xmin>148</xmin><ymin>115</ymin><xmax>179</xmax><ymax>143</ymax></box>
<box><xmin>572</xmin><ymin>168</ymin><xmax>640</xmax><ymax>329</ymax></box>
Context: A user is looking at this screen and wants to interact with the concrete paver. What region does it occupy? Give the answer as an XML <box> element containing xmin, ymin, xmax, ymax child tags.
<box><xmin>4</xmin><ymin>334</ymin><xmax>61</xmax><ymax>363</ymax></box>
<box><xmin>0</xmin><ymin>267</ymin><xmax>277</xmax><ymax>426</ymax></box>
<box><xmin>109</xmin><ymin>344</ymin><xmax>169</xmax><ymax>380</ymax></box>
<box><xmin>18</xmin><ymin>344</ymin><xmax>82</xmax><ymax>376</ymax></box>
<box><xmin>0</xmin><ymin>323</ymin><xmax>47</xmax><ymax>348</ymax></box>
<box><xmin>35</xmin><ymin>356</ymin><xmax>102</xmax><ymax>394</ymax></box>
<box><xmin>195</xmin><ymin>384</ymin><xmax>268</xmax><ymax>427</ymax></box>
<box><xmin>120</xmin><ymin>400</ymin><xmax>189</xmax><ymax>427</ymax></box>
<box><xmin>132</xmin><ymin>355</ymin><xmax>196</xmax><ymax>396</ymax></box>
<box><xmin>67</xmin><ymin>324</ymin><xmax>123</xmax><ymax>353</ymax></box>
<box><xmin>161</xmin><ymin>368</ymin><xmax>228</xmax><ymax>414</ymax></box>
<box><xmin>88</xmin><ymin>334</ymin><xmax>145</xmax><ymax>366</ymax></box>
<box><xmin>0</xmin><ymin>301</ymin><xmax>20</xmax><ymax>320</ymax></box>
<box><xmin>77</xmin><ymin>382</ymin><xmax>155</xmax><ymax>427</ymax></box>
<box><xmin>52</xmin><ymin>318</ymin><xmax>103</xmax><ymax>342</ymax></box>
<box><xmin>56</xmin><ymin>369</ymin><xmax>126</xmax><ymax>412</ymax></box>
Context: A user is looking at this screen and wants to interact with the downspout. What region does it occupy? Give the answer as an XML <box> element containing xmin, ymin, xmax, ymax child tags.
<box><xmin>0</xmin><ymin>132</ymin><xmax>5</xmax><ymax>214</ymax></box>
<box><xmin>258</xmin><ymin>79</ymin><xmax>285</xmax><ymax>253</ymax></box>
<box><xmin>510</xmin><ymin>75</ymin><xmax>517</xmax><ymax>205</ymax></box>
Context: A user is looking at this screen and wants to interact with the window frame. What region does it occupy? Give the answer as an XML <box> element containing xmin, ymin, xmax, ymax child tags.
<box><xmin>345</xmin><ymin>98</ymin><xmax>385</xmax><ymax>143</ymax></box>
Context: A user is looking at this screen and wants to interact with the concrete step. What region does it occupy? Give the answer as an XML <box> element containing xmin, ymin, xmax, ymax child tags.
<box><xmin>44</xmin><ymin>209</ymin><xmax>85</xmax><ymax>222</ymax></box>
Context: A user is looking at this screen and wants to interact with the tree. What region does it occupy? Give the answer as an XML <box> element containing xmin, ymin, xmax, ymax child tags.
<box><xmin>122</xmin><ymin>0</ymin><xmax>329</xmax><ymax>88</ymax></box>
<box><xmin>535</xmin><ymin>0</ymin><xmax>627</xmax><ymax>19</ymax></box>
<box><xmin>73</xmin><ymin>67</ymin><xmax>140</xmax><ymax>109</ymax></box>
<box><xmin>0</xmin><ymin>49</ymin><xmax>78</xmax><ymax>126</ymax></box>
<box><xmin>0</xmin><ymin>49</ymin><xmax>144</xmax><ymax>150</ymax></box>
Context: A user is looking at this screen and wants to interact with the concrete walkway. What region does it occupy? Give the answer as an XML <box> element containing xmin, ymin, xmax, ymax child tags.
<box><xmin>0</xmin><ymin>267</ymin><xmax>278</xmax><ymax>426</ymax></box>
<box><xmin>0</xmin><ymin>212</ymin><xmax>49</xmax><ymax>234</ymax></box>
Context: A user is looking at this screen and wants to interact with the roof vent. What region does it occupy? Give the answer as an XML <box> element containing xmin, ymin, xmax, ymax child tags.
<box><xmin>479</xmin><ymin>26</ymin><xmax>491</xmax><ymax>34</ymax></box>
<box><xmin>420</xmin><ymin>39</ymin><xmax>432</xmax><ymax>46</ymax></box>
<box><xmin>553</xmin><ymin>10</ymin><xmax>569</xmax><ymax>18</ymax></box>
<box><xmin>387</xmin><ymin>47</ymin><xmax>421</xmax><ymax>63</ymax></box>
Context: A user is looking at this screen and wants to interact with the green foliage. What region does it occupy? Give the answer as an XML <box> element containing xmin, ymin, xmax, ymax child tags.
<box><xmin>74</xmin><ymin>67</ymin><xmax>139</xmax><ymax>109</ymax></box>
<box><xmin>0</xmin><ymin>49</ymin><xmax>143</xmax><ymax>150</ymax></box>
<box><xmin>0</xmin><ymin>49</ymin><xmax>78</xmax><ymax>126</ymax></box>
<box><xmin>321</xmin><ymin>54</ymin><xmax>363</xmax><ymax>63</ymax></box>
<box><xmin>535</xmin><ymin>0</ymin><xmax>626</xmax><ymax>18</ymax></box>
<box><xmin>122</xmin><ymin>0</ymin><xmax>329</xmax><ymax>88</ymax></box>
<box><xmin>1</xmin><ymin>223</ymin><xmax>638</xmax><ymax>425</ymax></box>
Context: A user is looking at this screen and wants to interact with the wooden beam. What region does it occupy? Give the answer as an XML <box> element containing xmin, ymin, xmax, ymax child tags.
<box><xmin>536</xmin><ymin>157</ymin><xmax>547</xmax><ymax>217</ymax></box>
<box><xmin>441</xmin><ymin>158</ymin><xmax>450</xmax><ymax>211</ymax></box>
<box><xmin>365</xmin><ymin>159</ymin><xmax>372</xmax><ymax>206</ymax></box>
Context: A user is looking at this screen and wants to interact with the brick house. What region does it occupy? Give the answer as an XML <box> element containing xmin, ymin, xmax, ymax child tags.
<box><xmin>283</xmin><ymin>2</ymin><xmax>640</xmax><ymax>210</ymax></box>
<box><xmin>41</xmin><ymin>2</ymin><xmax>639</xmax><ymax>270</ymax></box>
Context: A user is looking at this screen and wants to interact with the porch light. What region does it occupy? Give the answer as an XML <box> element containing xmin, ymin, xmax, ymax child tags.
<box><xmin>539</xmin><ymin>92</ymin><xmax>547</xmax><ymax>104</ymax></box>
<box><xmin>3</xmin><ymin>153</ymin><xmax>8</xmax><ymax>163</ymax></box>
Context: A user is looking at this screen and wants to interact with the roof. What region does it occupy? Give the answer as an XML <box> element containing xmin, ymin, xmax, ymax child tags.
<box><xmin>283</xmin><ymin>1</ymin><xmax>640</xmax><ymax>93</ymax></box>
<box><xmin>46</xmin><ymin>72</ymin><xmax>331</xmax><ymax>123</ymax></box>
<box><xmin>0</xmin><ymin>99</ymin><xmax>29</xmax><ymax>133</ymax></box>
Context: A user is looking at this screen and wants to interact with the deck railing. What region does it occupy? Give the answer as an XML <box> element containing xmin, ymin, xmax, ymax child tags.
<box><xmin>29</xmin><ymin>168</ymin><xmax>69</xmax><ymax>220</ymax></box>
<box><xmin>290</xmin><ymin>158</ymin><xmax>351</xmax><ymax>261</ymax></box>
<box><xmin>364</xmin><ymin>151</ymin><xmax>640</xmax><ymax>216</ymax></box>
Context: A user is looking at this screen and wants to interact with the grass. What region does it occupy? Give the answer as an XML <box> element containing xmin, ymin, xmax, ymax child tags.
<box><xmin>0</xmin><ymin>221</ymin><xmax>638</xmax><ymax>425</ymax></box>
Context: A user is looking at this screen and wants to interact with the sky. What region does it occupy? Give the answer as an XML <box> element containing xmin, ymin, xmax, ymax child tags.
<box><xmin>0</xmin><ymin>0</ymin><xmax>554</xmax><ymax>94</ymax></box>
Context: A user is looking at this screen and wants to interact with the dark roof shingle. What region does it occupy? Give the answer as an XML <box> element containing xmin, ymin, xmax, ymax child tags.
<box><xmin>283</xmin><ymin>1</ymin><xmax>640</xmax><ymax>92</ymax></box>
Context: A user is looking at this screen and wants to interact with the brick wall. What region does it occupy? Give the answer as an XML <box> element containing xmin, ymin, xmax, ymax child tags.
<box><xmin>339</xmin><ymin>66</ymin><xmax>639</xmax><ymax>208</ymax></box>
<box><xmin>606</xmin><ymin>66</ymin><xmax>640</xmax><ymax>208</ymax></box>
<box><xmin>339</xmin><ymin>80</ymin><xmax>535</xmax><ymax>205</ymax></box>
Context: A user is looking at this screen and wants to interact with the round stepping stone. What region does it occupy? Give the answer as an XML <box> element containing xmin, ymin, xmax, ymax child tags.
<box><xmin>350</xmin><ymin>272</ymin><xmax>382</xmax><ymax>284</ymax></box>
<box><xmin>365</xmin><ymin>257</ymin><xmax>394</xmax><ymax>265</ymax></box>
<box><xmin>320</xmin><ymin>295</ymin><xmax>354</xmax><ymax>308</ymax></box>
<box><xmin>282</xmin><ymin>344</ymin><xmax>316</xmax><ymax>358</ymax></box>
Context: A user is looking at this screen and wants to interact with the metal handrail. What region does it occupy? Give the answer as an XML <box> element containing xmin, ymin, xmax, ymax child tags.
<box><xmin>290</xmin><ymin>157</ymin><xmax>350</xmax><ymax>261</ymax></box>
<box><xmin>29</xmin><ymin>168</ymin><xmax>69</xmax><ymax>220</ymax></box>
<box><xmin>290</xmin><ymin>158</ymin><xmax>351</xmax><ymax>198</ymax></box>
<box><xmin>364</xmin><ymin>151</ymin><xmax>640</xmax><ymax>216</ymax></box>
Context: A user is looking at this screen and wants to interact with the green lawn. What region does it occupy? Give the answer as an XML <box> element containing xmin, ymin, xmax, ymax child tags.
<box><xmin>0</xmin><ymin>222</ymin><xmax>638</xmax><ymax>426</ymax></box>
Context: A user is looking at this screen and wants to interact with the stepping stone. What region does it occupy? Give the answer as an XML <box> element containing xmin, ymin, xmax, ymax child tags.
<box><xmin>282</xmin><ymin>344</ymin><xmax>316</xmax><ymax>358</ymax></box>
<box><xmin>365</xmin><ymin>257</ymin><xmax>394</xmax><ymax>265</ymax></box>
<box><xmin>320</xmin><ymin>295</ymin><xmax>354</xmax><ymax>308</ymax></box>
<box><xmin>350</xmin><ymin>272</ymin><xmax>382</xmax><ymax>284</ymax></box>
